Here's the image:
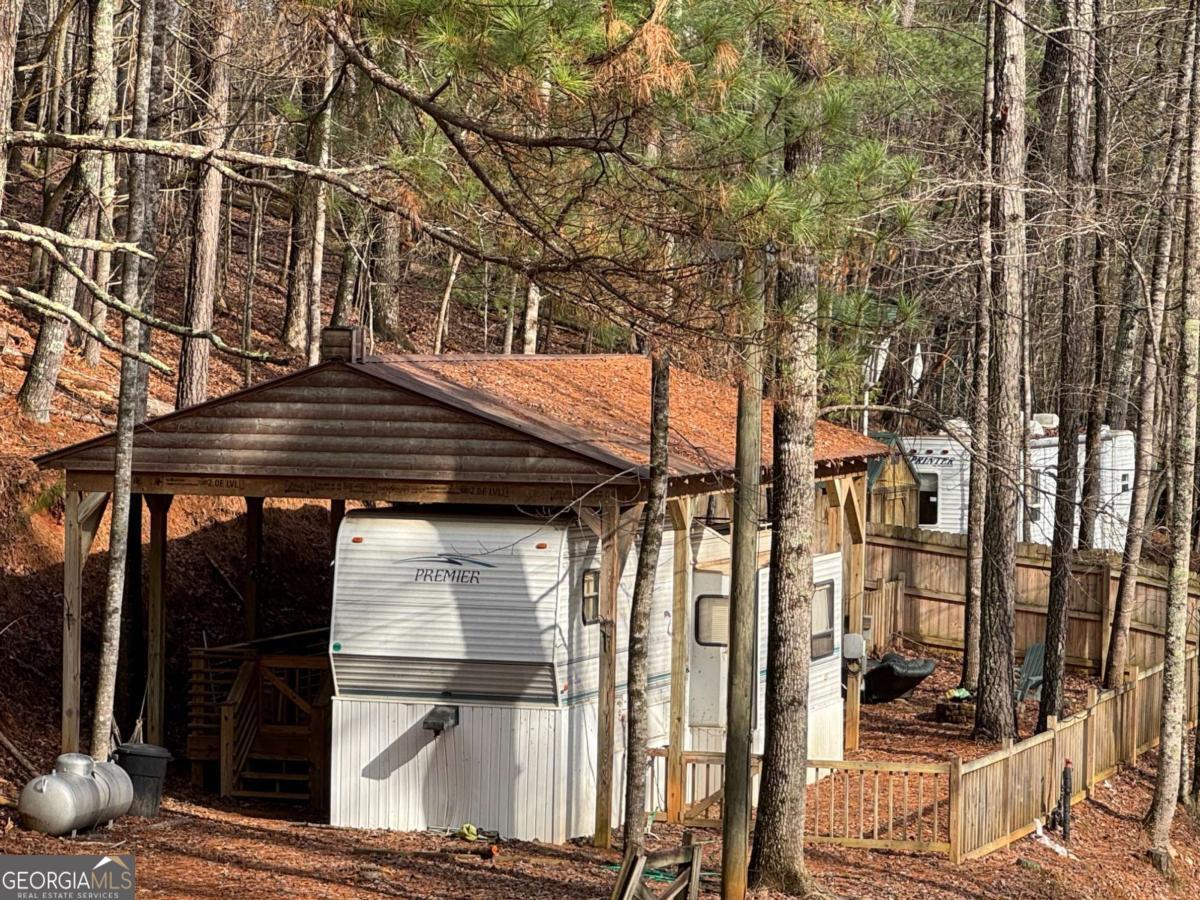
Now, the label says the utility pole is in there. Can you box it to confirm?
[721,248,765,899]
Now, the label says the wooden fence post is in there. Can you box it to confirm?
[1126,666,1140,766]
[948,755,963,864]
[1085,686,1098,798]
[1099,562,1116,676]
[1001,738,1014,836]
[1044,716,1058,815]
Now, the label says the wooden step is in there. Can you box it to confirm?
[239,770,310,781]
[229,789,310,801]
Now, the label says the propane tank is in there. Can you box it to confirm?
[18,753,133,836]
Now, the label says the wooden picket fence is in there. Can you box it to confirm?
[649,652,1198,863]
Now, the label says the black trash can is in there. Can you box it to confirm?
[114,743,172,818]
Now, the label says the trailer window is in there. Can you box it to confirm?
[695,595,730,646]
[917,473,939,526]
[812,581,835,659]
[1120,473,1131,493]
[581,568,601,625]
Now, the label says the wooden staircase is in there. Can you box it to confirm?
[188,637,331,807]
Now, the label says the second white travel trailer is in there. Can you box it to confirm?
[901,422,1135,551]
[326,510,846,843]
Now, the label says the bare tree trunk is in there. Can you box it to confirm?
[1040,0,1096,733]
[963,0,994,693]
[132,0,175,425]
[304,38,335,365]
[176,0,232,410]
[1147,2,1200,868]
[332,215,362,328]
[17,0,116,422]
[481,262,490,347]
[975,0,1027,742]
[0,0,27,215]
[432,250,462,354]
[749,245,820,891]
[1028,0,1068,183]
[622,350,669,853]
[241,187,263,386]
[90,0,155,760]
[721,250,765,898]
[502,277,516,354]
[1079,0,1112,549]
[1105,23,1193,688]
[82,142,116,367]
[1109,15,1172,435]
[522,278,540,354]
[370,216,408,346]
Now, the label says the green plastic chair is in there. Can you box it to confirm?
[1015,642,1045,704]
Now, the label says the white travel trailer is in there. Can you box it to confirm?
[902,424,1135,551]
[327,509,845,842]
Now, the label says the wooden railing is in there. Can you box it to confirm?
[647,651,1198,863]
[806,759,953,854]
[649,748,954,854]
[220,660,260,796]
[195,648,331,800]
[188,647,254,759]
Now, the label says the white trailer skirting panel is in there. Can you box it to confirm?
[330,699,565,841]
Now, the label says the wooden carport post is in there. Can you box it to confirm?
[589,500,641,849]
[62,488,110,753]
[666,496,694,824]
[839,474,867,752]
[146,494,173,747]
[244,497,264,640]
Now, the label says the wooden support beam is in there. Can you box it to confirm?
[594,501,642,849]
[122,494,145,729]
[61,490,109,753]
[595,503,620,849]
[244,497,264,641]
[843,475,866,753]
[62,490,83,754]
[329,498,346,555]
[146,494,173,747]
[666,497,694,824]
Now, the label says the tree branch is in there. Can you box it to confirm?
[320,11,628,155]
[2,228,293,364]
[0,217,153,259]
[0,286,174,373]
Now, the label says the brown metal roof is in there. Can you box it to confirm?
[355,354,887,474]
[35,354,885,489]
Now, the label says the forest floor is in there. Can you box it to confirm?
[3,711,1199,899]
